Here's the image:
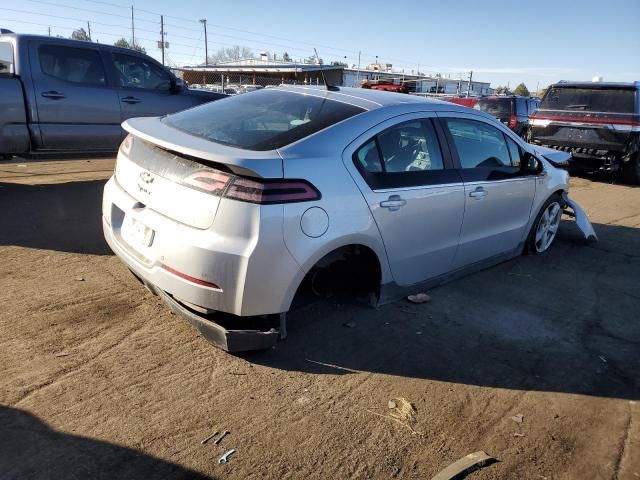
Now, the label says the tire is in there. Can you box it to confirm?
[622,154,640,185]
[526,193,564,255]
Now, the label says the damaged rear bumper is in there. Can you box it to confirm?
[562,192,598,242]
[146,281,279,352]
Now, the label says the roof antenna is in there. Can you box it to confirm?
[314,48,339,91]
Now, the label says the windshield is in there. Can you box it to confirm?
[475,98,513,119]
[164,89,365,151]
[540,87,635,113]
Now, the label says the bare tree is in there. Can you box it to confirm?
[206,45,255,65]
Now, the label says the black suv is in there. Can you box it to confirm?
[474,95,539,138]
[529,81,640,183]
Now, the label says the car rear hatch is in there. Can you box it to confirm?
[116,116,283,229]
[530,85,639,153]
[475,97,513,123]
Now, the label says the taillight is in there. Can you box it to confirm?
[508,114,518,129]
[183,171,320,205]
[184,170,231,195]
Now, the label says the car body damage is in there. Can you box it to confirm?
[562,192,598,241]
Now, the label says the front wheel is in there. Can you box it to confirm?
[526,194,563,254]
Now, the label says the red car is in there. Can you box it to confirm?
[444,97,478,108]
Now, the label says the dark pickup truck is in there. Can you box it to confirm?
[529,81,640,183]
[0,31,225,157]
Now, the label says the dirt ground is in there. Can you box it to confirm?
[1,157,638,480]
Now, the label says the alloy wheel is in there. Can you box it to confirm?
[534,202,562,252]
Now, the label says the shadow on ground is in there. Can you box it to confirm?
[0,180,111,255]
[0,406,211,480]
[246,220,640,401]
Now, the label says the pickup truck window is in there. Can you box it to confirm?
[0,42,13,74]
[39,44,106,86]
[112,53,171,91]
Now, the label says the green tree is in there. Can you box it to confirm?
[513,82,530,96]
[71,28,90,41]
[113,38,146,54]
[282,51,292,62]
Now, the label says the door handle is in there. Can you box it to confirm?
[41,91,65,99]
[121,96,142,104]
[469,187,488,198]
[380,195,407,211]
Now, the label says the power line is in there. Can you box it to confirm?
[26,0,160,25]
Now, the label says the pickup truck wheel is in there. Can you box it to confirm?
[622,154,640,185]
[526,193,563,255]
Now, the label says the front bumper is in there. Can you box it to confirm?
[562,192,598,242]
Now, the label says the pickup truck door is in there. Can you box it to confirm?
[28,40,122,151]
[106,51,194,135]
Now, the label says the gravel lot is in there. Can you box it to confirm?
[1,157,638,480]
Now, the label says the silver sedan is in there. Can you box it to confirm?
[102,86,596,351]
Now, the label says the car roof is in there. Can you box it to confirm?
[273,85,481,113]
[0,32,151,57]
[552,81,640,89]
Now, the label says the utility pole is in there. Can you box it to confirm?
[48,26,51,37]
[199,19,208,66]
[160,15,165,65]
[87,22,91,41]
[356,50,361,85]
[131,6,135,47]
[466,70,473,98]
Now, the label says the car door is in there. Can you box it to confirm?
[108,51,193,130]
[438,113,536,269]
[344,115,465,286]
[28,40,122,150]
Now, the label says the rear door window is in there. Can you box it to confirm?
[353,119,457,189]
[0,42,13,74]
[540,87,635,113]
[377,120,444,172]
[165,89,365,151]
[39,44,106,85]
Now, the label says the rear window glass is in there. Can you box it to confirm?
[540,87,635,113]
[164,89,365,151]
[39,44,106,85]
[475,98,513,118]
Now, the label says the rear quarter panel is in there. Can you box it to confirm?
[0,76,30,153]
[278,114,394,285]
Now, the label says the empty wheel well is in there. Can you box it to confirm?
[294,244,382,305]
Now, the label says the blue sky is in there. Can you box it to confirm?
[5,0,639,90]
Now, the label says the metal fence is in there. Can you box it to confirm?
[172,69,333,95]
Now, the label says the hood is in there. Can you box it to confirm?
[533,145,572,168]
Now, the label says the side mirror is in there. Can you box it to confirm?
[170,77,184,94]
[521,152,543,174]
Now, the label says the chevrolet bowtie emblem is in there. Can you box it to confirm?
[139,171,154,184]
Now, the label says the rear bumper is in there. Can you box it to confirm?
[150,282,278,352]
[102,175,304,317]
